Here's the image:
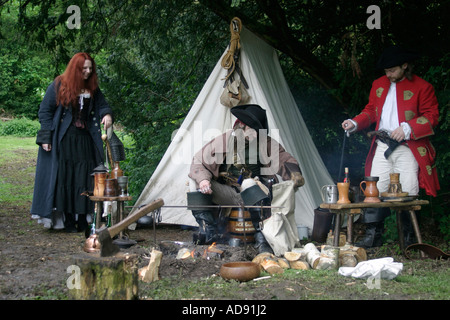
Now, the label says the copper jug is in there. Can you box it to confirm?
[360,176,380,203]
[104,179,118,196]
[93,172,107,196]
[110,162,123,179]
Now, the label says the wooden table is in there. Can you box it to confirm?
[320,200,428,253]
[89,195,132,236]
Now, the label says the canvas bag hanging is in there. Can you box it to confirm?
[262,180,299,256]
[219,17,250,108]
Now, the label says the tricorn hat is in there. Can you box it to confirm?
[376,45,420,69]
[231,104,268,131]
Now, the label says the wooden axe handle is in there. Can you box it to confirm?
[107,198,164,239]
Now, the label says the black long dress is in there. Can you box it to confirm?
[53,95,96,231]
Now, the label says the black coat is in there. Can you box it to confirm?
[31,80,113,218]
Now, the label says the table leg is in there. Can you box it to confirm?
[333,213,341,247]
[96,202,102,229]
[347,214,353,245]
[118,201,124,239]
[396,210,405,252]
[409,210,426,258]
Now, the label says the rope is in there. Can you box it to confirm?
[221,17,242,81]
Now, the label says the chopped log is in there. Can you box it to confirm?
[139,248,163,283]
[69,252,138,300]
[290,259,310,270]
[339,252,358,267]
[277,258,291,269]
[261,257,284,274]
[176,248,193,260]
[304,243,321,269]
[284,251,303,262]
[339,244,367,262]
[252,252,275,265]
[326,232,346,247]
[316,256,336,270]
[320,245,340,269]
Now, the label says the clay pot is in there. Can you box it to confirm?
[360,176,381,203]
[388,173,403,194]
[220,261,261,282]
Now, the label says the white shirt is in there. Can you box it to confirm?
[379,82,399,133]
[348,81,411,140]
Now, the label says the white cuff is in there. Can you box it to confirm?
[400,122,411,140]
[347,119,358,133]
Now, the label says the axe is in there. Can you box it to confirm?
[97,198,164,257]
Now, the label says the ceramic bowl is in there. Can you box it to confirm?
[220,261,261,282]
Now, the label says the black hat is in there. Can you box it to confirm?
[376,45,420,69]
[231,104,268,131]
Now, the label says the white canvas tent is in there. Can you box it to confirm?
[131,27,333,232]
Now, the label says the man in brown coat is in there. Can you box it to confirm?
[188,104,304,253]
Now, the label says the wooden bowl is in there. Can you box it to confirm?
[220,261,261,282]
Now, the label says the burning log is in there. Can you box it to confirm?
[175,243,224,260]
[202,243,224,260]
[176,248,195,260]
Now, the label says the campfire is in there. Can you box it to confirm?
[176,242,224,260]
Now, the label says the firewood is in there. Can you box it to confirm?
[277,258,291,269]
[140,248,163,283]
[339,252,358,267]
[252,252,275,265]
[304,243,321,269]
[261,257,284,274]
[284,251,302,262]
[339,244,367,262]
[316,256,336,270]
[176,248,192,260]
[289,259,310,270]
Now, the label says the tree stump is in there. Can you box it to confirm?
[69,252,139,300]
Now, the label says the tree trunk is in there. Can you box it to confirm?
[69,252,139,300]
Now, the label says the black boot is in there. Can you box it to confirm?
[192,210,218,245]
[355,222,384,248]
[400,211,417,247]
[64,212,78,233]
[355,207,390,248]
[248,207,273,254]
[254,232,273,254]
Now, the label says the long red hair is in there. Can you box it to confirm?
[56,52,99,107]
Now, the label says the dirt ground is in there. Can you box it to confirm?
[1,145,448,301]
[0,200,261,299]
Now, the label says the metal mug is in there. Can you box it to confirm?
[321,185,338,204]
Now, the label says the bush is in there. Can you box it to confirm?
[0,118,40,137]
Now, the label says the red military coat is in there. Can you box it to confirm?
[353,74,440,196]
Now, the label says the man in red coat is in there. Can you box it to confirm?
[342,46,440,248]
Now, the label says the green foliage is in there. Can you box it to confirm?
[0,3,54,119]
[0,118,40,137]
[2,0,449,237]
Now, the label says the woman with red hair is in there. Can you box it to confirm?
[31,52,113,232]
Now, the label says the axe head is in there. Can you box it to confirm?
[97,226,120,257]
